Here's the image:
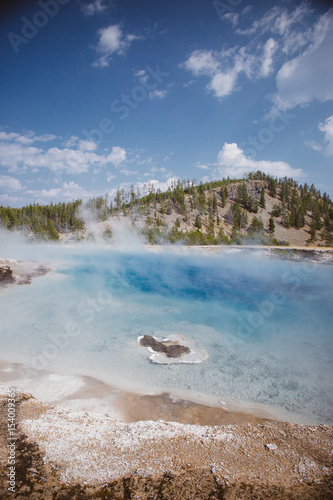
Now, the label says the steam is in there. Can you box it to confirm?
[76,204,146,249]
[0,227,332,425]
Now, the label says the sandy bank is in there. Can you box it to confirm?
[0,384,332,499]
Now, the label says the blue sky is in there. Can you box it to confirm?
[0,0,332,207]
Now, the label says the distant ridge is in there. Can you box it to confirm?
[1,171,332,247]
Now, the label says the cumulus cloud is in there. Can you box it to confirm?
[272,11,333,111]
[40,188,61,198]
[212,142,304,180]
[24,147,107,175]
[0,131,56,145]
[64,135,80,148]
[0,194,24,206]
[207,70,238,99]
[135,177,179,195]
[319,114,333,155]
[0,130,127,175]
[0,175,22,190]
[38,182,96,203]
[94,25,139,67]
[182,50,220,76]
[62,181,93,199]
[106,146,126,167]
[182,42,277,99]
[78,140,97,152]
[0,142,42,173]
[181,2,330,107]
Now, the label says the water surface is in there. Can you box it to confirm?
[1,246,332,424]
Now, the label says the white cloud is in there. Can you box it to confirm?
[0,142,42,172]
[260,38,277,77]
[62,181,92,199]
[223,12,239,27]
[207,70,238,98]
[236,3,310,38]
[78,140,97,152]
[182,50,220,76]
[0,175,22,190]
[281,28,312,55]
[94,25,139,67]
[273,11,333,111]
[0,194,24,206]
[64,136,79,148]
[182,3,329,106]
[134,69,149,84]
[213,142,304,179]
[195,164,210,170]
[148,89,168,99]
[40,188,61,198]
[0,131,56,145]
[235,3,312,56]
[120,168,139,176]
[135,177,179,195]
[182,43,277,99]
[106,146,127,167]
[38,182,95,203]
[319,114,333,155]
[81,0,106,16]
[305,140,322,152]
[29,147,106,174]
[0,130,127,175]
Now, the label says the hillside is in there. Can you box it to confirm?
[1,172,333,247]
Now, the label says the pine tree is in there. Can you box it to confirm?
[269,215,275,233]
[248,216,264,234]
[194,214,202,229]
[260,187,266,208]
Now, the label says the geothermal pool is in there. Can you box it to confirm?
[0,245,332,424]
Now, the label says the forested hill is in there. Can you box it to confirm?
[1,171,333,246]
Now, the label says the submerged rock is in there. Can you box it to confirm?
[139,335,191,358]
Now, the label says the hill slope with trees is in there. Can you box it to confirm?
[1,172,332,247]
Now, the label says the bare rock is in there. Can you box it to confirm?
[265,443,277,451]
[0,266,15,285]
[139,335,191,358]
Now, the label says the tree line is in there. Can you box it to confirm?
[1,171,332,245]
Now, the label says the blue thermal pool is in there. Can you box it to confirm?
[0,246,332,424]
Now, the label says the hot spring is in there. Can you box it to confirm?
[1,244,332,424]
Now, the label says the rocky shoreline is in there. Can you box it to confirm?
[0,385,332,499]
[0,259,50,287]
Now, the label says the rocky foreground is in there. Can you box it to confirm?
[0,386,332,499]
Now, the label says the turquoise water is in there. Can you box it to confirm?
[1,245,332,424]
